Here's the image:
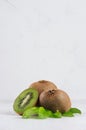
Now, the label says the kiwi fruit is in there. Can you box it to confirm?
[29,80,58,95]
[13,88,38,115]
[39,89,71,113]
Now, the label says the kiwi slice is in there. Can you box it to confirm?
[39,89,71,113]
[13,88,38,115]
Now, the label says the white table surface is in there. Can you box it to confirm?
[0,99,86,130]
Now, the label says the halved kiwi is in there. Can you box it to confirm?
[13,88,38,115]
[39,89,71,113]
[29,80,58,95]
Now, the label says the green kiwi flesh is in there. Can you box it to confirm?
[13,88,38,115]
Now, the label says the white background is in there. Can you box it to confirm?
[0,0,86,100]
[0,0,86,130]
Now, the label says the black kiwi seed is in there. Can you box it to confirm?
[13,88,38,115]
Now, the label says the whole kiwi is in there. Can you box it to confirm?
[39,89,71,113]
[29,80,58,95]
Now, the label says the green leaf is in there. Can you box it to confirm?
[22,107,39,119]
[22,107,81,119]
[69,108,81,114]
[45,109,53,118]
[62,108,82,117]
[38,107,49,119]
[22,107,49,119]
[53,111,62,118]
[62,111,74,117]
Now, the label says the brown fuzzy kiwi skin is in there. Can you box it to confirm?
[39,89,71,113]
[29,80,58,95]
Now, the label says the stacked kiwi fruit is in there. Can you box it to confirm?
[13,80,81,118]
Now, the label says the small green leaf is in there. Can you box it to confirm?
[46,109,53,118]
[23,107,49,119]
[62,111,74,117]
[53,111,62,118]
[22,107,39,119]
[38,107,48,119]
[69,108,81,114]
